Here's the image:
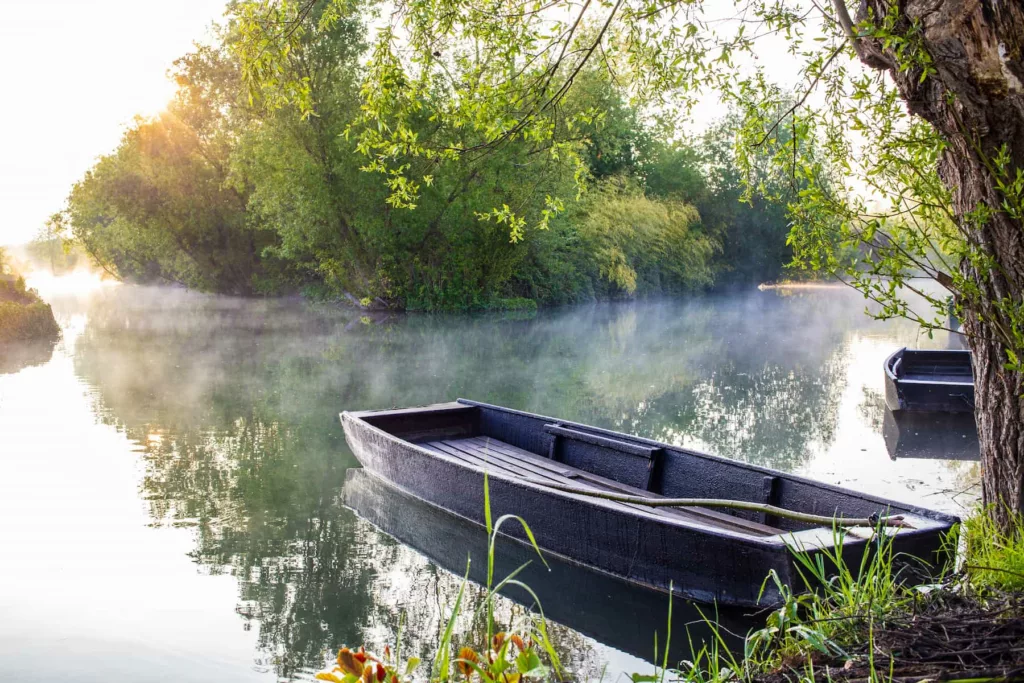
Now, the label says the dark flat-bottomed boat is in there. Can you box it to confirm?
[884,348,974,413]
[341,400,959,606]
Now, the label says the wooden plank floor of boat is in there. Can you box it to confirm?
[417,436,781,537]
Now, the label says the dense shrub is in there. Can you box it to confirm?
[0,301,60,343]
[0,253,61,344]
[0,275,37,306]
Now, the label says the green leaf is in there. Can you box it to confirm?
[515,650,546,677]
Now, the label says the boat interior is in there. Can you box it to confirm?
[352,400,940,538]
[890,350,973,384]
[419,432,782,536]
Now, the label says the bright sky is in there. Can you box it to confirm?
[0,0,229,246]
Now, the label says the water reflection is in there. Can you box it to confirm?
[2,284,973,681]
[0,338,57,375]
[882,409,980,461]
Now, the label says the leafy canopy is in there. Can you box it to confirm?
[233,0,1024,362]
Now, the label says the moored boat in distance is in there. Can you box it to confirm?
[884,348,974,413]
[340,400,959,606]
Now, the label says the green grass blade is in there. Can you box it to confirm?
[660,583,673,680]
[432,555,470,681]
[491,513,550,570]
[484,470,492,537]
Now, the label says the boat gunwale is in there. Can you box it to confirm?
[341,400,958,549]
[884,347,904,383]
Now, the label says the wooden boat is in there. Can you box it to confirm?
[340,400,959,606]
[342,468,756,662]
[884,348,974,413]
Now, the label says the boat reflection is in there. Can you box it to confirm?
[882,408,979,461]
[342,468,761,664]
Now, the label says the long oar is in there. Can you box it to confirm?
[520,477,915,529]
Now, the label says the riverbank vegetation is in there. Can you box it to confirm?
[0,248,60,344]
[59,5,802,310]
[317,508,1023,683]
[683,509,1024,683]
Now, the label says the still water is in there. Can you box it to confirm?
[0,282,978,682]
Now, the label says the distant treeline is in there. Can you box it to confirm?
[62,7,798,311]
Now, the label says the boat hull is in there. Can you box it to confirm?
[341,400,958,607]
[342,467,757,661]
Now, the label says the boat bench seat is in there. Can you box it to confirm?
[418,436,782,537]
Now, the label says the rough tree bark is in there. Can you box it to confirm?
[854,0,1024,529]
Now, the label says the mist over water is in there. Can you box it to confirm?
[0,284,978,682]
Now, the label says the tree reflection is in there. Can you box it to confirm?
[0,338,56,375]
[71,285,888,678]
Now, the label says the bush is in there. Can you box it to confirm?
[0,275,39,306]
[0,301,61,344]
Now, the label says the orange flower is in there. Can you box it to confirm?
[354,648,369,665]
[360,663,375,683]
[376,663,386,682]
[510,634,525,651]
[456,647,479,678]
[383,645,391,661]
[337,648,363,676]
[492,632,506,652]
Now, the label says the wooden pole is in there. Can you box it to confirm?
[522,478,915,529]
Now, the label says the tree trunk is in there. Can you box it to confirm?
[969,312,1024,528]
[856,0,1024,528]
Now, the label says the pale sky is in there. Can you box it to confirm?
[0,0,229,246]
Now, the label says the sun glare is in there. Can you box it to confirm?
[23,269,120,299]
[0,0,228,247]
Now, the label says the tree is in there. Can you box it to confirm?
[850,1,1024,530]
[65,39,279,294]
[234,0,1024,528]
[575,176,715,294]
[645,116,800,285]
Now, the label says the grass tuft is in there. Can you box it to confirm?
[962,508,1024,593]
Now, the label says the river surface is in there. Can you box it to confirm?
[0,281,979,682]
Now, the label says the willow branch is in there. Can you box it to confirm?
[832,0,892,68]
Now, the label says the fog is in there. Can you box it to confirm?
[0,282,978,682]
